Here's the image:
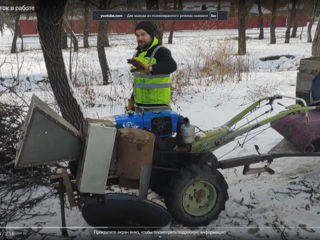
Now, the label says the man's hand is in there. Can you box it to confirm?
[127,98,135,111]
[127,58,151,74]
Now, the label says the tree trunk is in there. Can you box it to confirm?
[101,22,110,47]
[146,0,163,44]
[11,13,20,54]
[18,21,23,52]
[168,0,181,44]
[63,19,79,52]
[35,0,85,132]
[146,0,158,10]
[308,0,318,42]
[154,23,163,45]
[96,0,111,85]
[257,0,264,39]
[168,21,176,44]
[61,27,68,49]
[158,0,165,45]
[217,0,221,10]
[97,21,111,85]
[312,20,320,56]
[157,22,165,45]
[284,0,296,43]
[238,0,246,55]
[127,0,134,9]
[83,0,90,48]
[20,35,23,52]
[307,19,315,43]
[99,0,110,47]
[290,0,300,38]
[230,0,236,17]
[299,25,303,40]
[270,0,277,44]
[291,17,297,38]
[157,0,168,45]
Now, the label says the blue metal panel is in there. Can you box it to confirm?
[114,112,144,129]
[114,111,179,136]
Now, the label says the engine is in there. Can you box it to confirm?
[111,110,196,150]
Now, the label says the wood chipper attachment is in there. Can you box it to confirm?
[14,95,171,230]
[14,95,82,167]
[14,95,117,196]
[14,95,179,202]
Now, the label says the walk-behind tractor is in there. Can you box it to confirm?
[15,94,320,228]
[14,57,320,228]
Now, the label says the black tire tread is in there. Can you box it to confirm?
[165,163,228,226]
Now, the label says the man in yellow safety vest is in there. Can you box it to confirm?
[127,21,177,110]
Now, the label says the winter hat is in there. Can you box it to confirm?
[135,21,155,38]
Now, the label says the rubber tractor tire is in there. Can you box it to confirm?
[165,163,229,226]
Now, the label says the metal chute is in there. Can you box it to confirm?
[15,95,82,168]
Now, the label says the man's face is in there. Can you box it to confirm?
[135,29,152,49]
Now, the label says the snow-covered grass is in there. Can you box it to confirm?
[1,23,320,239]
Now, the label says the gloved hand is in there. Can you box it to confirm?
[127,98,135,111]
[127,58,151,74]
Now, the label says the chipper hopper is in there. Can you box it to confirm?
[15,92,320,229]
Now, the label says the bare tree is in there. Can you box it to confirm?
[157,0,168,46]
[9,10,29,53]
[157,22,165,45]
[127,0,140,31]
[97,0,112,85]
[83,0,90,48]
[63,19,79,52]
[307,0,318,42]
[284,0,296,43]
[19,27,23,52]
[63,20,79,52]
[61,27,68,49]
[63,3,79,52]
[146,0,158,10]
[256,0,264,39]
[146,0,164,45]
[168,0,182,44]
[10,13,21,54]
[290,16,297,38]
[0,12,5,36]
[312,19,320,56]
[291,0,300,38]
[127,0,134,9]
[270,0,277,44]
[101,22,110,47]
[35,0,85,132]
[217,0,221,10]
[97,0,111,48]
[238,0,246,55]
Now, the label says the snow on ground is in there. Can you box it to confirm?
[1,23,320,239]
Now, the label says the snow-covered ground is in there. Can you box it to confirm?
[1,23,320,239]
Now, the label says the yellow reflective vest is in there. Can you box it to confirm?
[133,37,171,106]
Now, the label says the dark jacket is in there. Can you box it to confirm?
[135,44,177,75]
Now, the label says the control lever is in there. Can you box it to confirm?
[254,145,261,156]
